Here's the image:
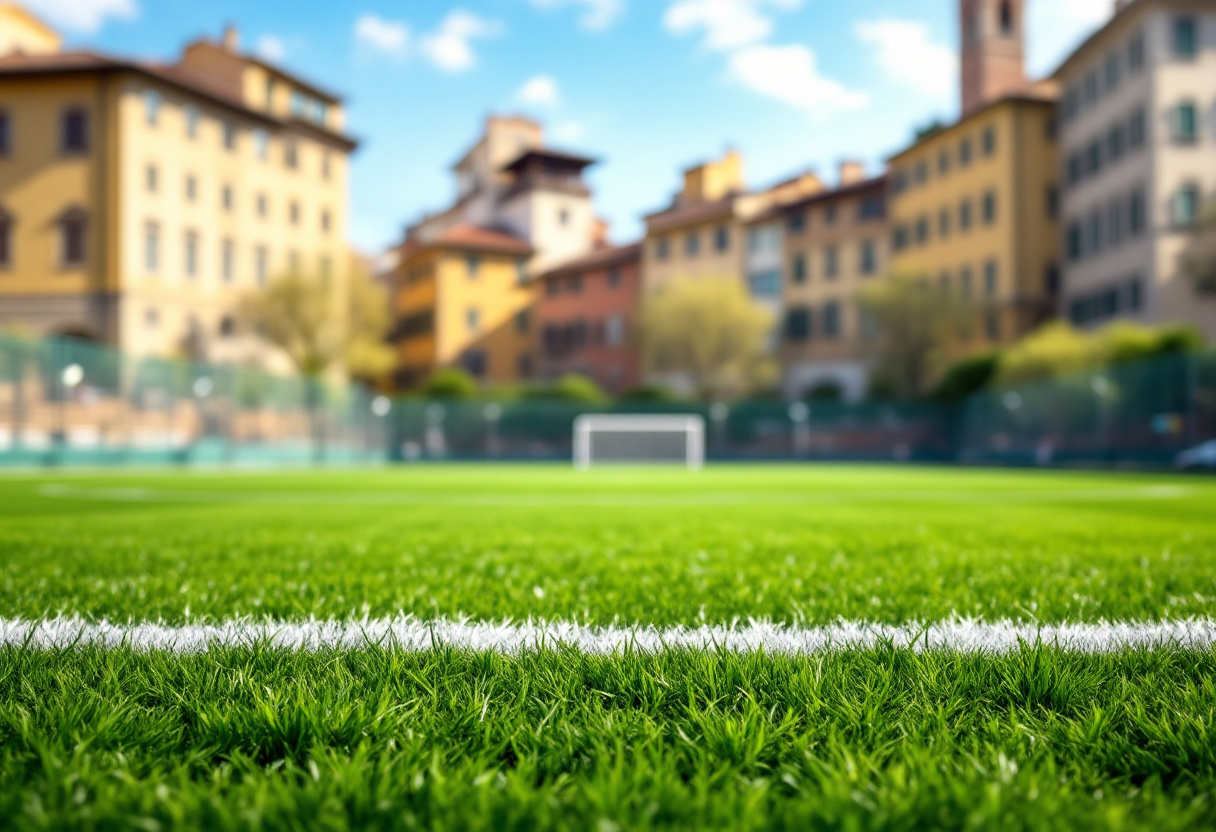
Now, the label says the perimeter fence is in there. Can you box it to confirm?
[1,333,1213,468]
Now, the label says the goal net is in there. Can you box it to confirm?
[573,415,706,469]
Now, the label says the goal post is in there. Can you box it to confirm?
[573,414,706,470]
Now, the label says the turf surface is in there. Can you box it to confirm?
[1,465,1215,830]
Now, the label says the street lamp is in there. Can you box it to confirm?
[56,363,85,456]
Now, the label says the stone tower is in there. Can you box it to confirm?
[960,0,1027,115]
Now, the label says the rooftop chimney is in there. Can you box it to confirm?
[839,160,866,187]
[222,24,239,52]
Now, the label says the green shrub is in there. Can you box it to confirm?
[931,351,1001,402]
[424,368,478,400]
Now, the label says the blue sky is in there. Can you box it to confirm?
[34,0,1114,252]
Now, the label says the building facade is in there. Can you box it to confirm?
[0,10,356,368]
[535,243,642,396]
[889,0,1059,355]
[390,116,604,389]
[1055,0,1216,341]
[781,171,888,402]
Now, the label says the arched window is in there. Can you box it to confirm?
[1000,1,1015,35]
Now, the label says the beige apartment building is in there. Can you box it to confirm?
[1055,0,1216,341]
[780,169,888,402]
[0,5,356,367]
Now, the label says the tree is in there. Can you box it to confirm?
[424,368,478,400]
[345,258,397,386]
[1180,204,1216,295]
[525,374,608,404]
[637,277,775,400]
[857,274,972,400]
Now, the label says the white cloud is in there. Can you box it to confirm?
[24,0,136,34]
[528,0,624,32]
[1028,0,1115,75]
[256,35,287,62]
[728,44,867,112]
[664,0,802,52]
[419,10,502,73]
[354,14,411,59]
[855,19,956,101]
[553,120,588,143]
[516,75,561,107]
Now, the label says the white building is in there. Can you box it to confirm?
[1055,0,1216,340]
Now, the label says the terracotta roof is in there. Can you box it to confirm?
[0,51,359,151]
[415,225,534,256]
[644,195,739,233]
[780,176,888,214]
[539,242,642,281]
[502,148,597,173]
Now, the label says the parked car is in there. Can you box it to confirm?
[1175,441,1216,471]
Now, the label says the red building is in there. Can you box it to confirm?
[535,243,642,396]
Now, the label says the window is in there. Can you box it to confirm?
[824,204,838,225]
[255,246,268,286]
[959,267,974,299]
[985,313,1001,343]
[1128,277,1144,311]
[608,268,622,288]
[1107,123,1126,162]
[144,90,160,126]
[185,175,197,202]
[59,209,86,266]
[461,351,487,379]
[655,237,670,260]
[787,211,806,233]
[61,108,88,154]
[289,201,300,225]
[545,279,560,297]
[1046,264,1061,295]
[824,246,839,279]
[144,308,159,329]
[1128,107,1147,149]
[1068,222,1083,261]
[1067,153,1083,187]
[939,208,951,238]
[999,0,1014,35]
[959,137,973,166]
[466,308,481,333]
[1173,184,1201,227]
[686,231,700,256]
[266,78,277,110]
[1085,140,1102,175]
[1064,87,1080,123]
[859,197,884,221]
[1128,187,1147,235]
[959,200,973,231]
[185,105,200,139]
[915,216,929,245]
[714,225,730,252]
[822,302,841,340]
[1128,30,1145,72]
[0,209,13,268]
[321,210,331,234]
[322,152,332,180]
[982,191,998,225]
[558,208,570,227]
[284,141,299,169]
[892,225,909,252]
[517,354,533,378]
[145,164,158,193]
[914,160,928,185]
[748,271,781,298]
[222,121,237,151]
[984,260,999,297]
[1087,208,1104,255]
[938,149,951,175]
[515,310,530,335]
[221,239,235,284]
[1174,17,1197,59]
[144,222,159,273]
[219,316,236,338]
[1108,197,1125,247]
[257,194,267,217]
[1047,186,1059,220]
[517,260,529,285]
[568,275,583,294]
[785,307,811,342]
[1083,70,1099,105]
[1172,102,1199,143]
[222,186,234,212]
[791,253,807,285]
[605,314,625,347]
[466,255,480,278]
[253,129,269,160]
[1105,53,1121,92]
[982,127,997,156]
[0,111,10,155]
[860,240,877,276]
[184,231,198,279]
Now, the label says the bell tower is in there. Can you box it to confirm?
[960,0,1027,115]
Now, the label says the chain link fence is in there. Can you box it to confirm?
[2,334,1213,469]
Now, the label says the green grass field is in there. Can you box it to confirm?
[1,466,1215,830]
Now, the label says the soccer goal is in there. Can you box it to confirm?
[573,415,706,470]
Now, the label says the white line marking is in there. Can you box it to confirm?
[2,618,1215,655]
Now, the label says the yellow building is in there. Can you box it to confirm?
[887,0,1060,350]
[0,10,357,369]
[392,226,535,389]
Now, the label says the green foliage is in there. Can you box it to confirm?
[931,350,1001,402]
[806,381,844,403]
[523,374,609,404]
[620,384,677,403]
[423,368,479,400]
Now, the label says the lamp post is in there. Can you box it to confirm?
[56,363,85,462]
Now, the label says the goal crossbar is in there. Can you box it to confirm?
[573,415,706,470]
